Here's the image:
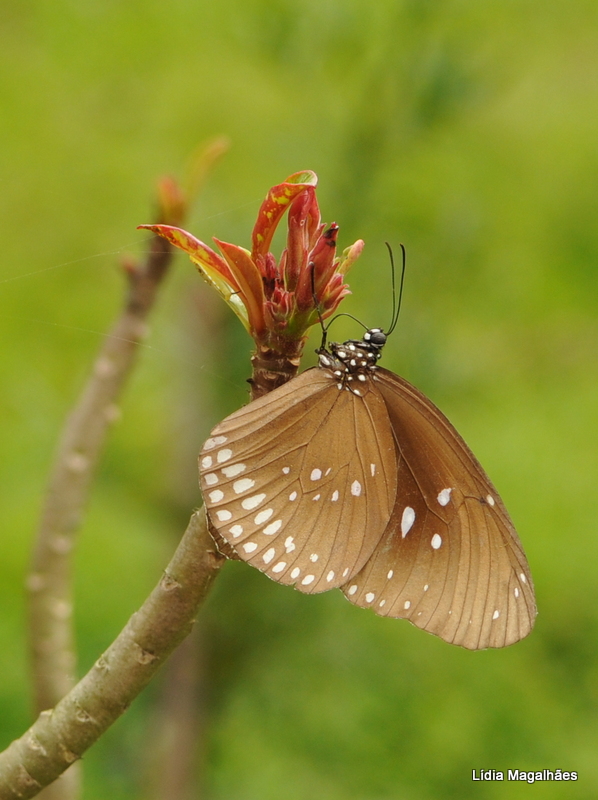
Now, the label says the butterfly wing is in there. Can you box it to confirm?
[199,369,398,592]
[342,368,536,649]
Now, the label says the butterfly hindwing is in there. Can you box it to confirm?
[341,368,536,649]
[199,368,397,593]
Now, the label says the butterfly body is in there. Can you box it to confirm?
[200,329,536,649]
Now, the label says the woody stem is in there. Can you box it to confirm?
[249,338,306,400]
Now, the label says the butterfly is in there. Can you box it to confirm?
[199,326,536,649]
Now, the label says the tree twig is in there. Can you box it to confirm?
[24,137,229,800]
[25,231,174,800]
[1,509,225,799]
[27,232,173,715]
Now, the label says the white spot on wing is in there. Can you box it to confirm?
[204,435,227,450]
[351,480,362,496]
[290,567,301,579]
[370,463,376,476]
[326,570,335,582]
[331,490,339,502]
[365,592,375,603]
[284,536,295,552]
[437,488,452,506]
[387,570,393,580]
[233,478,255,494]
[263,548,276,564]
[263,519,282,536]
[289,491,298,501]
[222,463,246,478]
[401,506,416,537]
[242,542,258,553]
[241,493,266,510]
[254,508,273,525]
[313,494,321,501]
[208,490,224,503]
[424,584,429,591]
[229,525,243,538]
[201,456,213,469]
[520,573,527,584]
[204,473,218,486]
[272,561,286,573]
[282,466,290,474]
[431,534,442,550]
[404,600,411,610]
[342,568,349,577]
[486,494,495,506]
[216,510,232,522]
[379,600,386,607]
[217,448,233,463]
[514,587,520,598]
[309,553,319,562]
[310,469,322,481]
[348,585,358,596]
[492,609,500,620]
[301,575,315,585]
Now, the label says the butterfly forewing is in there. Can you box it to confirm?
[341,368,536,649]
[199,368,397,593]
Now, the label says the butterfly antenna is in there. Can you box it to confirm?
[385,242,406,336]
[327,312,369,332]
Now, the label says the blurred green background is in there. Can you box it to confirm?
[1,0,597,797]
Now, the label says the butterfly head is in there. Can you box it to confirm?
[363,328,387,349]
[317,328,388,394]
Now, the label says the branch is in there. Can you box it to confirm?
[24,232,174,800]
[0,509,225,799]
[27,232,173,715]
[25,136,230,800]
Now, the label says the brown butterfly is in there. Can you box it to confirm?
[199,327,536,649]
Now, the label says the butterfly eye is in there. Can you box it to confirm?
[367,329,387,347]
